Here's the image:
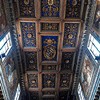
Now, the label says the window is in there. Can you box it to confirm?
[78,83,85,100]
[87,34,100,60]
[0,32,12,61]
[14,84,21,100]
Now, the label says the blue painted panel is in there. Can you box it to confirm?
[20,22,36,47]
[63,23,79,48]
[42,36,58,61]
[41,0,60,17]
[19,0,35,17]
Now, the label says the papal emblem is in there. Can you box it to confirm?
[43,38,56,60]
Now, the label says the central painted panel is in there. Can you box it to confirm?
[42,36,58,62]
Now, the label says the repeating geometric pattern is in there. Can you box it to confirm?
[42,65,57,71]
[41,23,59,32]
[66,0,81,18]
[42,74,56,88]
[20,22,36,47]
[27,74,38,88]
[42,36,58,61]
[60,73,72,88]
[63,23,79,48]
[19,0,35,17]
[41,0,60,17]
[25,52,37,71]
[61,52,74,70]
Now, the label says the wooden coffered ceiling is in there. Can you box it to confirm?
[14,0,87,100]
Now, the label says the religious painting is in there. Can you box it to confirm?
[20,22,36,47]
[19,0,35,17]
[5,57,18,94]
[81,55,94,96]
[41,0,60,17]
[42,36,58,62]
[93,4,100,32]
[0,0,7,35]
[63,23,79,48]
[66,0,81,18]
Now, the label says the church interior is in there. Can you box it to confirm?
[0,0,100,100]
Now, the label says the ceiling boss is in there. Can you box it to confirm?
[48,0,54,5]
[24,0,29,5]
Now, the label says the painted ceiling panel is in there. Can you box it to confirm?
[41,23,59,32]
[60,73,72,89]
[66,0,81,18]
[63,23,79,48]
[41,0,60,17]
[27,73,38,88]
[59,91,68,100]
[61,52,74,71]
[42,36,58,61]
[16,0,84,99]
[42,65,57,71]
[42,73,56,88]
[25,52,37,71]
[29,92,39,100]
[19,0,35,17]
[20,22,36,48]
[42,91,56,96]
